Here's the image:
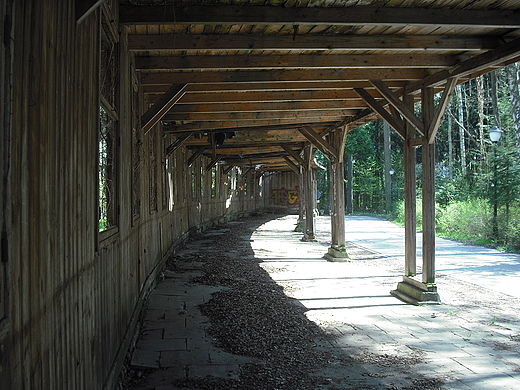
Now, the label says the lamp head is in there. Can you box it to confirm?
[489,126,502,142]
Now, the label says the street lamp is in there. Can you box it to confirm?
[489,126,502,239]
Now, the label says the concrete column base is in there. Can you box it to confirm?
[324,246,350,262]
[391,276,441,305]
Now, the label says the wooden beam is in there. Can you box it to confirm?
[163,109,356,122]
[205,156,223,172]
[165,118,340,132]
[405,36,520,93]
[354,88,405,139]
[144,80,408,93]
[370,79,425,135]
[164,121,338,134]
[298,125,339,162]
[187,147,206,167]
[140,69,428,85]
[282,156,300,175]
[141,84,187,134]
[76,0,103,24]
[129,33,498,52]
[165,132,193,157]
[135,53,456,70]
[428,77,458,144]
[280,144,305,167]
[150,89,370,104]
[167,100,368,114]
[120,5,520,28]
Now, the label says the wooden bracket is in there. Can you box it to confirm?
[298,125,338,162]
[370,79,425,136]
[354,88,405,139]
[187,147,206,167]
[427,77,458,144]
[282,156,300,174]
[141,83,187,134]
[223,165,234,175]
[280,144,305,167]
[205,156,223,172]
[165,132,192,157]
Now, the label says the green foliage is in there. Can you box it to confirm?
[436,198,493,243]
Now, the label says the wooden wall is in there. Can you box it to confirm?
[1,1,296,389]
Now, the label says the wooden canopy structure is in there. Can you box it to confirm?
[3,1,520,389]
[120,0,520,300]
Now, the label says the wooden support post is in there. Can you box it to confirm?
[295,165,305,233]
[325,127,348,261]
[403,93,417,277]
[302,145,316,241]
[421,86,436,286]
[391,91,440,305]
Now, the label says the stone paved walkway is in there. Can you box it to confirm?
[127,214,520,390]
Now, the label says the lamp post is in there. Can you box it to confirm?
[489,126,502,239]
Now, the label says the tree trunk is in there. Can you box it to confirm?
[476,75,485,166]
[447,107,454,179]
[383,121,392,212]
[506,63,520,156]
[456,84,467,176]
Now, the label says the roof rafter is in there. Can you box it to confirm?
[120,5,520,28]
[129,34,501,52]
[135,53,456,70]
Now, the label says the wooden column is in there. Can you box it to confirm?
[303,145,315,241]
[295,165,305,232]
[404,93,417,277]
[325,127,348,261]
[421,86,436,285]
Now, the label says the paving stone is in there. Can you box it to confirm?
[136,338,187,352]
[131,349,161,369]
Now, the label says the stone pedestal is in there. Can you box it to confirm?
[391,276,441,305]
[324,246,349,262]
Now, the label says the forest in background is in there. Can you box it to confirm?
[316,62,520,252]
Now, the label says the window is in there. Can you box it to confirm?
[211,166,217,198]
[98,15,118,232]
[131,80,141,219]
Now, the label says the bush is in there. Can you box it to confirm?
[436,199,493,243]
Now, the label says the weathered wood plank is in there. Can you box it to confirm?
[120,5,520,28]
[129,34,500,52]
[140,68,428,85]
[135,53,456,70]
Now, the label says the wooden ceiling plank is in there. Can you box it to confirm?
[141,83,187,134]
[427,77,458,144]
[354,88,405,139]
[128,34,500,52]
[298,125,339,161]
[370,79,425,135]
[120,5,520,28]
[134,53,456,70]
[140,69,428,84]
